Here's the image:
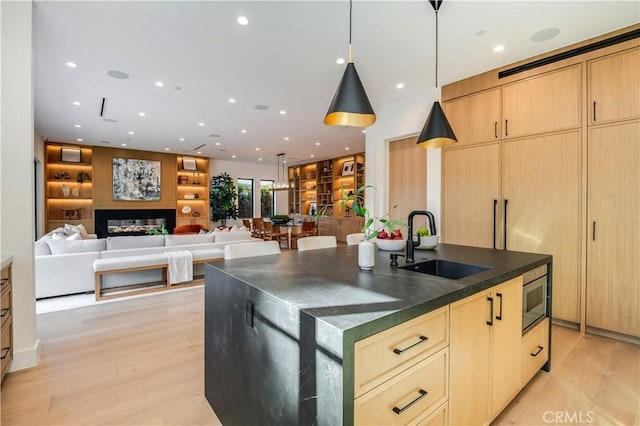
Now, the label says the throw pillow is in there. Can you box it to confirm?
[64,223,89,239]
[46,238,107,255]
[66,232,82,240]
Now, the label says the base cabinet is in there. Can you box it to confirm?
[521,318,550,386]
[449,276,523,425]
[0,259,13,383]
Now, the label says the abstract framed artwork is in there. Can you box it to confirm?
[182,157,198,171]
[112,158,161,200]
[61,147,82,163]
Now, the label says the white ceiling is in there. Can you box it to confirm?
[33,1,639,166]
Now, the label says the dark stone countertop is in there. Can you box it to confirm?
[209,243,551,343]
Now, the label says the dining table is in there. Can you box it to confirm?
[273,224,302,249]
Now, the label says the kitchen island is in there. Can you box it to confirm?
[204,243,552,425]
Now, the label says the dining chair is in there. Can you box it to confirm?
[296,236,337,252]
[224,241,281,260]
[300,220,317,236]
[251,217,265,238]
[242,219,252,231]
[262,221,288,246]
[346,233,365,245]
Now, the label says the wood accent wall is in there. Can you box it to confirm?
[388,136,427,225]
[93,146,177,209]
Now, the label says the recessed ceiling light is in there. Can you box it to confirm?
[198,122,205,127]
[121,143,127,147]
[241,129,247,134]
[179,137,185,142]
[128,131,135,135]
[164,148,170,151]
[107,70,129,79]
[139,112,146,117]
[255,147,260,151]
[336,58,346,65]
[284,137,290,141]
[283,160,287,164]
[237,16,249,26]
[73,101,81,106]
[279,110,286,115]
[345,147,350,150]
[197,151,202,155]
[66,61,77,68]
[76,138,83,142]
[74,124,81,128]
[232,155,237,158]
[228,98,236,103]
[396,83,405,89]
[315,142,320,146]
[493,45,505,53]
[155,81,164,87]
[310,154,315,158]
[362,130,366,134]
[215,142,221,146]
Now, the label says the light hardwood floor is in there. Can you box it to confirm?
[1,288,638,425]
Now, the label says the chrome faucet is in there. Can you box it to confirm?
[406,210,437,263]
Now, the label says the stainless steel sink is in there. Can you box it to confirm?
[399,259,490,280]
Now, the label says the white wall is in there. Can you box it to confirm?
[209,159,288,223]
[1,0,40,371]
[365,88,443,233]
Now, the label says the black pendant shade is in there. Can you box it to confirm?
[324,62,376,127]
[417,101,457,148]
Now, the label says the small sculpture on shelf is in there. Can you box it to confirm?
[77,171,90,183]
[54,171,71,180]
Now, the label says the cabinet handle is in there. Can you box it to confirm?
[494,121,498,139]
[505,119,509,136]
[530,345,544,357]
[0,278,8,287]
[0,347,9,360]
[393,335,429,355]
[487,297,494,326]
[392,389,428,414]
[503,199,509,250]
[592,221,596,241]
[492,199,498,249]
[0,308,9,318]
[593,101,597,122]
[496,293,503,321]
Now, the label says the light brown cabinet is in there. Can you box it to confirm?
[502,65,581,139]
[449,276,523,425]
[176,156,209,228]
[586,121,640,337]
[444,88,501,146]
[1,258,13,383]
[588,48,640,125]
[521,318,549,386]
[317,216,364,243]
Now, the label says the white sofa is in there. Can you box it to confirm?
[35,231,260,299]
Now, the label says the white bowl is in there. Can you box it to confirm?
[417,235,439,250]
[375,238,406,251]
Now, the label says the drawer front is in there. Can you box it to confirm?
[354,347,449,426]
[1,319,13,379]
[354,306,449,397]
[0,285,11,330]
[521,317,549,385]
[416,402,447,426]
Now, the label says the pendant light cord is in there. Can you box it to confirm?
[348,0,353,62]
[435,7,439,89]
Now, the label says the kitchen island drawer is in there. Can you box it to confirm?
[0,284,11,330]
[354,306,449,397]
[355,347,449,426]
[521,317,549,385]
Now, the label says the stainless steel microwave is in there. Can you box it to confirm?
[523,266,548,332]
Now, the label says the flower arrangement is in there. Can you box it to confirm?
[337,185,405,241]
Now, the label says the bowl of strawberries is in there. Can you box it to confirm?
[375,229,406,251]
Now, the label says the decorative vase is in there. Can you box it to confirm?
[358,240,375,270]
[61,184,70,198]
[71,187,80,197]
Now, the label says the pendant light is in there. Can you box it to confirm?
[417,0,457,148]
[324,0,376,128]
[272,153,290,191]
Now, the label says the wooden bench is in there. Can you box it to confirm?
[93,249,224,300]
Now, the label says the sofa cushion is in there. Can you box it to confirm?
[165,233,214,246]
[106,235,165,250]
[34,239,52,256]
[47,238,106,255]
[212,230,252,242]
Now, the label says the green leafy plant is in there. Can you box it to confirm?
[417,227,430,237]
[146,224,168,235]
[209,172,239,225]
[336,185,405,241]
[270,214,291,225]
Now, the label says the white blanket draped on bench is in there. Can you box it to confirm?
[166,250,193,284]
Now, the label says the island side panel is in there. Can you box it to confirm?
[204,264,344,425]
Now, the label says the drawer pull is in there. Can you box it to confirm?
[0,278,8,287]
[392,389,428,415]
[393,335,428,355]
[530,345,544,357]
[0,308,9,318]
[0,347,9,360]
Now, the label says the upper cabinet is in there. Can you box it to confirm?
[45,143,94,233]
[176,155,209,227]
[588,47,640,125]
[444,88,501,146]
[502,65,581,139]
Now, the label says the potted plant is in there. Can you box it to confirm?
[270,214,291,225]
[209,172,239,226]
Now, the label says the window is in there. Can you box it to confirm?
[260,180,274,217]
[237,178,253,218]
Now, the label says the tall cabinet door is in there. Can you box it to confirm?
[587,122,640,337]
[502,131,582,323]
[442,143,501,248]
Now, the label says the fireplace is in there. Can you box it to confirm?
[95,209,176,238]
